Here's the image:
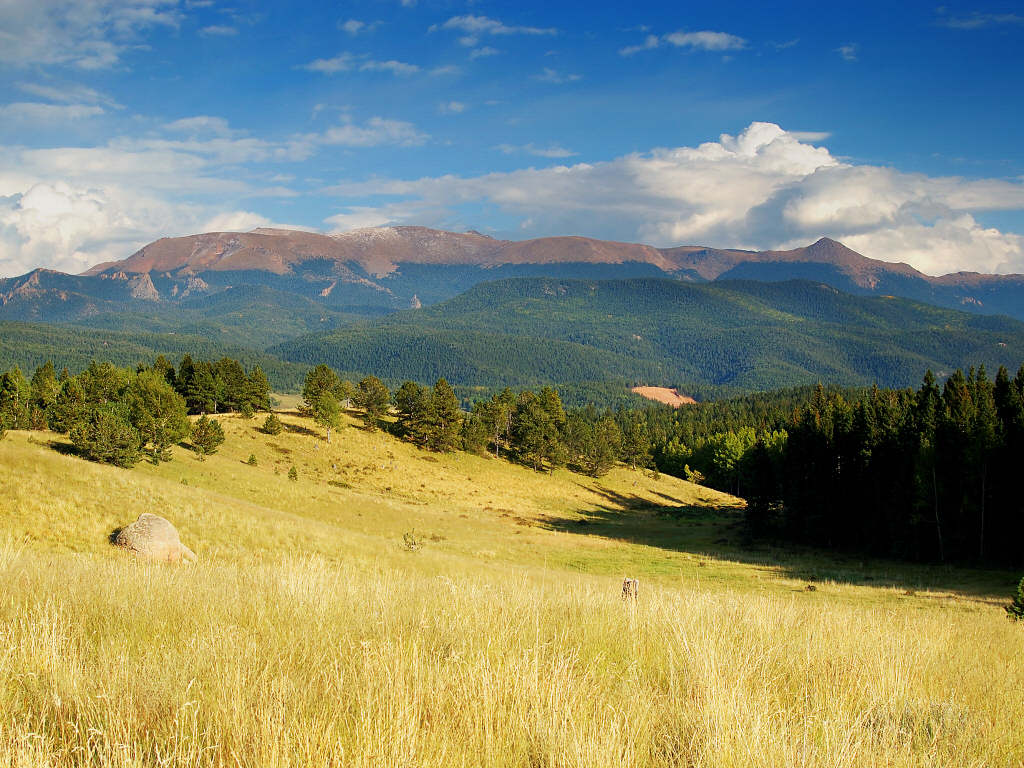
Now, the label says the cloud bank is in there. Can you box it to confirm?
[2,121,1023,278]
[322,122,1024,276]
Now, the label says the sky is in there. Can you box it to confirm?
[1,0,1024,278]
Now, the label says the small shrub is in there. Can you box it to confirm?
[262,413,283,435]
[247,454,258,466]
[1007,576,1024,621]
[287,465,298,482]
[403,530,425,551]
[239,402,255,419]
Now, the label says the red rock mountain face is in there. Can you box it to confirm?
[84,225,931,285]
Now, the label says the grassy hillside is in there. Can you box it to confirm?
[0,320,310,392]
[0,409,1021,765]
[272,277,1024,392]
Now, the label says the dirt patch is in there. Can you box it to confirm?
[631,386,696,407]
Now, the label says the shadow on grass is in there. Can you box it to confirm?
[538,482,1017,602]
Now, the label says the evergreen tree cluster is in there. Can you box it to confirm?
[649,365,1024,566]
[0,353,270,468]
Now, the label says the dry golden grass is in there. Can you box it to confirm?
[0,414,1022,766]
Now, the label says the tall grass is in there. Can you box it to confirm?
[1,542,1020,766]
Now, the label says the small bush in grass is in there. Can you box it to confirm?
[288,465,298,482]
[263,413,282,435]
[239,402,255,419]
[247,454,258,466]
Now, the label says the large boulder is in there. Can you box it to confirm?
[114,513,198,563]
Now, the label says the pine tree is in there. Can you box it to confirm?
[303,364,345,442]
[426,378,462,452]
[246,365,272,412]
[125,370,191,462]
[70,404,142,468]
[191,415,225,456]
[262,412,283,435]
[354,376,390,431]
[394,381,429,446]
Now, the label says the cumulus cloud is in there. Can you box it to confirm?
[0,0,181,69]
[621,29,747,56]
[319,122,1024,276]
[431,15,556,47]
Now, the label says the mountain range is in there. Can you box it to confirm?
[2,228,1023,335]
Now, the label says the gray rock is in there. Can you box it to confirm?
[114,513,198,563]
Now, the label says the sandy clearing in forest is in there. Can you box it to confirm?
[631,386,697,407]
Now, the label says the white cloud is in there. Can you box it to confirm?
[311,117,428,148]
[621,29,746,56]
[936,10,1024,29]
[665,30,747,50]
[437,102,468,114]
[525,143,576,158]
[431,15,556,46]
[301,53,355,74]
[359,59,418,76]
[0,0,181,69]
[533,68,580,83]
[470,46,501,59]
[163,115,239,137]
[338,19,380,35]
[0,103,106,121]
[836,44,858,62]
[619,35,660,56]
[16,81,122,108]
[300,52,420,76]
[200,210,272,232]
[319,122,1024,276]
[429,65,461,75]
[199,25,237,36]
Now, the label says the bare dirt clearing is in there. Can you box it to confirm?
[631,386,697,407]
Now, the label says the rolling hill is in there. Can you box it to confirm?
[271,277,1024,393]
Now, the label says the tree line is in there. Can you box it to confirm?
[298,364,651,478]
[649,365,1024,567]
[0,355,271,467]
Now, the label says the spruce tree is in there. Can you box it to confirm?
[303,364,344,442]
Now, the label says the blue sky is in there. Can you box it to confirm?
[2,0,1023,277]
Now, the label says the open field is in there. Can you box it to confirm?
[1,409,1022,765]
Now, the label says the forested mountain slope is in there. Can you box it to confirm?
[271,278,1024,392]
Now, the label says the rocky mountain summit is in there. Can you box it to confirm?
[3,226,1023,323]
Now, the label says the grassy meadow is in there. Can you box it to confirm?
[0,407,1022,766]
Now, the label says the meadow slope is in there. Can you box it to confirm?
[0,409,1021,766]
